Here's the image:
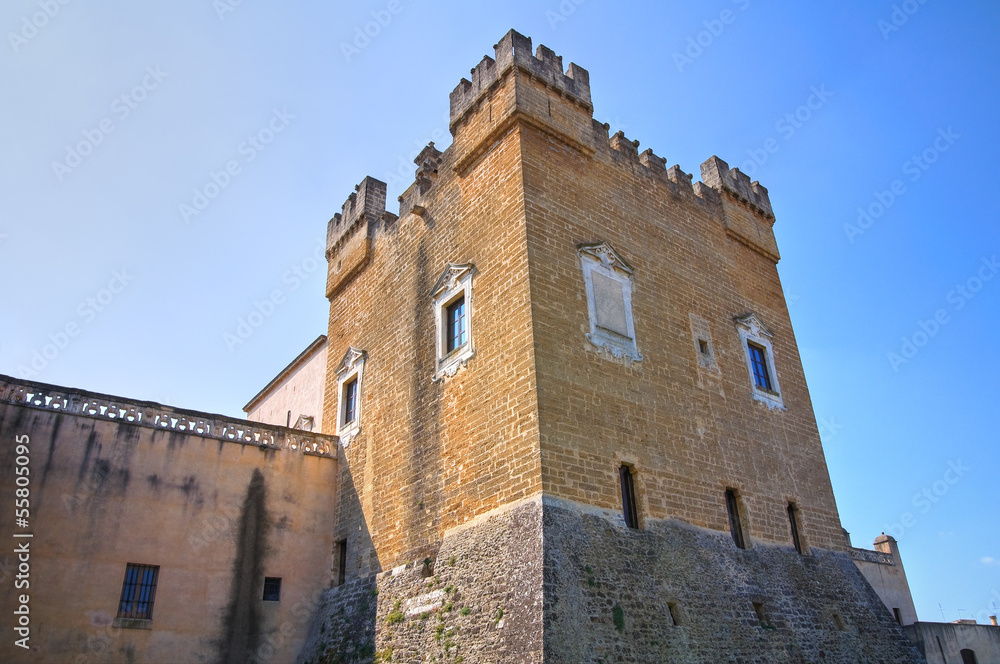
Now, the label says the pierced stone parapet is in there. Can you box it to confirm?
[849,547,895,566]
[0,374,338,458]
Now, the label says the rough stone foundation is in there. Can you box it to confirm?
[298,498,544,664]
[542,498,925,663]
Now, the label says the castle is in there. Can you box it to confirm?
[7,29,989,663]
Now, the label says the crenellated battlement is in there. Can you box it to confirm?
[326,176,388,259]
[449,29,592,133]
[699,156,774,219]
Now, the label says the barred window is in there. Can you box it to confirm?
[262,577,281,602]
[117,563,159,621]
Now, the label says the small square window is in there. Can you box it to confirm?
[262,577,281,602]
[117,563,159,621]
[698,339,709,355]
[752,601,768,626]
[667,602,682,626]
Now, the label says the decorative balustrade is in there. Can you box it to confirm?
[0,375,338,458]
[849,547,895,566]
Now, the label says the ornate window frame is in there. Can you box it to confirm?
[335,347,366,446]
[734,313,783,409]
[432,263,476,382]
[578,243,642,362]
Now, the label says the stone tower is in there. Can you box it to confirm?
[301,30,924,664]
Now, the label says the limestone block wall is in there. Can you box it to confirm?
[322,123,541,573]
[517,84,845,552]
[0,379,338,664]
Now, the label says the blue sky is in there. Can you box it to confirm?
[2,0,997,625]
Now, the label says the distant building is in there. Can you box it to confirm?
[849,531,1000,663]
[244,335,327,432]
[849,531,919,626]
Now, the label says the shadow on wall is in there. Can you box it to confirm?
[296,462,380,664]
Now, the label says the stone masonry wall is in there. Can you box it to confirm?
[543,499,924,663]
[322,88,542,573]
[517,73,846,552]
[298,498,544,664]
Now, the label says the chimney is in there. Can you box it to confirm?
[991,615,998,627]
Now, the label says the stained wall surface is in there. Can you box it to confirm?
[0,386,337,664]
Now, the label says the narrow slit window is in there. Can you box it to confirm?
[117,563,159,621]
[337,540,348,586]
[726,489,746,549]
[262,577,281,602]
[832,613,846,631]
[446,296,467,353]
[343,377,358,425]
[787,503,804,554]
[893,607,902,625]
[748,343,772,391]
[620,465,639,529]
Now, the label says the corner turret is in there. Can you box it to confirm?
[325,177,391,299]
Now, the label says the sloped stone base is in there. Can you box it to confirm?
[298,497,924,663]
[542,498,925,663]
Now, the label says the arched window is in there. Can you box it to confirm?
[960,649,979,664]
